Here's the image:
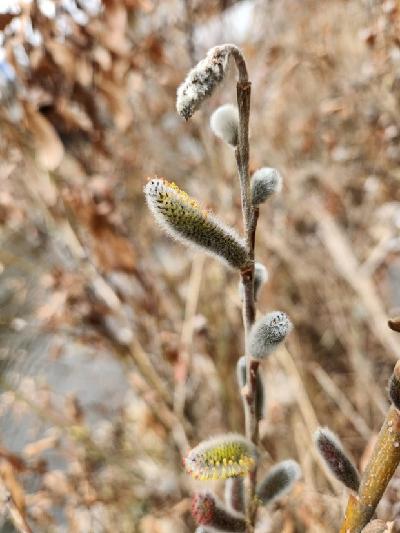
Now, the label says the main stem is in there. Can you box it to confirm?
[233,53,259,531]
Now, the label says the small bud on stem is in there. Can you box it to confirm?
[192,492,246,532]
[210,104,239,146]
[251,167,282,205]
[248,311,292,359]
[256,459,301,505]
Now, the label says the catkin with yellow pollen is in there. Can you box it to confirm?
[184,434,257,481]
[144,178,249,269]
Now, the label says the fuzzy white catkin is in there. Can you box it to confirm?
[210,104,239,146]
[176,46,230,120]
[248,311,292,359]
[251,167,282,205]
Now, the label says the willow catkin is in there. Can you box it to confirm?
[251,167,282,205]
[145,178,248,269]
[210,104,239,146]
[184,433,256,481]
[314,427,360,491]
[256,460,301,505]
[176,46,231,120]
[248,311,292,359]
[192,491,246,532]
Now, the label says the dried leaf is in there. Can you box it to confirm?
[24,104,64,170]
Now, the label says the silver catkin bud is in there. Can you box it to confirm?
[210,104,239,146]
[176,46,231,120]
[238,262,268,302]
[145,178,248,269]
[192,491,246,532]
[256,460,301,505]
[236,355,265,421]
[251,167,282,205]
[248,311,292,359]
[224,477,245,514]
[314,427,360,492]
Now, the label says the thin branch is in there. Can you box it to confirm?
[231,45,260,531]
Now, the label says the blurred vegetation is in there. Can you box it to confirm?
[0,0,399,531]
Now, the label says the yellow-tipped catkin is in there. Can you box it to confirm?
[145,178,248,269]
[184,433,257,481]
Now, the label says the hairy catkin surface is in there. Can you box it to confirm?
[145,178,248,269]
[184,433,256,480]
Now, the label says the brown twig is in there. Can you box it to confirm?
[340,361,400,533]
[230,45,260,531]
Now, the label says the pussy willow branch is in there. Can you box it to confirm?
[231,46,259,531]
[340,360,400,533]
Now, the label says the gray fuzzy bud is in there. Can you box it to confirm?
[177,46,230,120]
[236,356,265,421]
[248,311,292,359]
[251,167,282,205]
[224,477,245,514]
[145,178,248,269]
[256,460,301,505]
[239,262,268,302]
[210,104,239,146]
[314,427,360,492]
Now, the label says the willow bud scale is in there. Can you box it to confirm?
[145,178,248,269]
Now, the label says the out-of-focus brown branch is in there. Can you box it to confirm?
[340,361,400,533]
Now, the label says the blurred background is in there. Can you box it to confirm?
[0,0,399,531]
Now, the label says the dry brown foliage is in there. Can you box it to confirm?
[0,0,399,532]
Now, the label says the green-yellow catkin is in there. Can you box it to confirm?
[145,178,248,269]
[184,433,257,481]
